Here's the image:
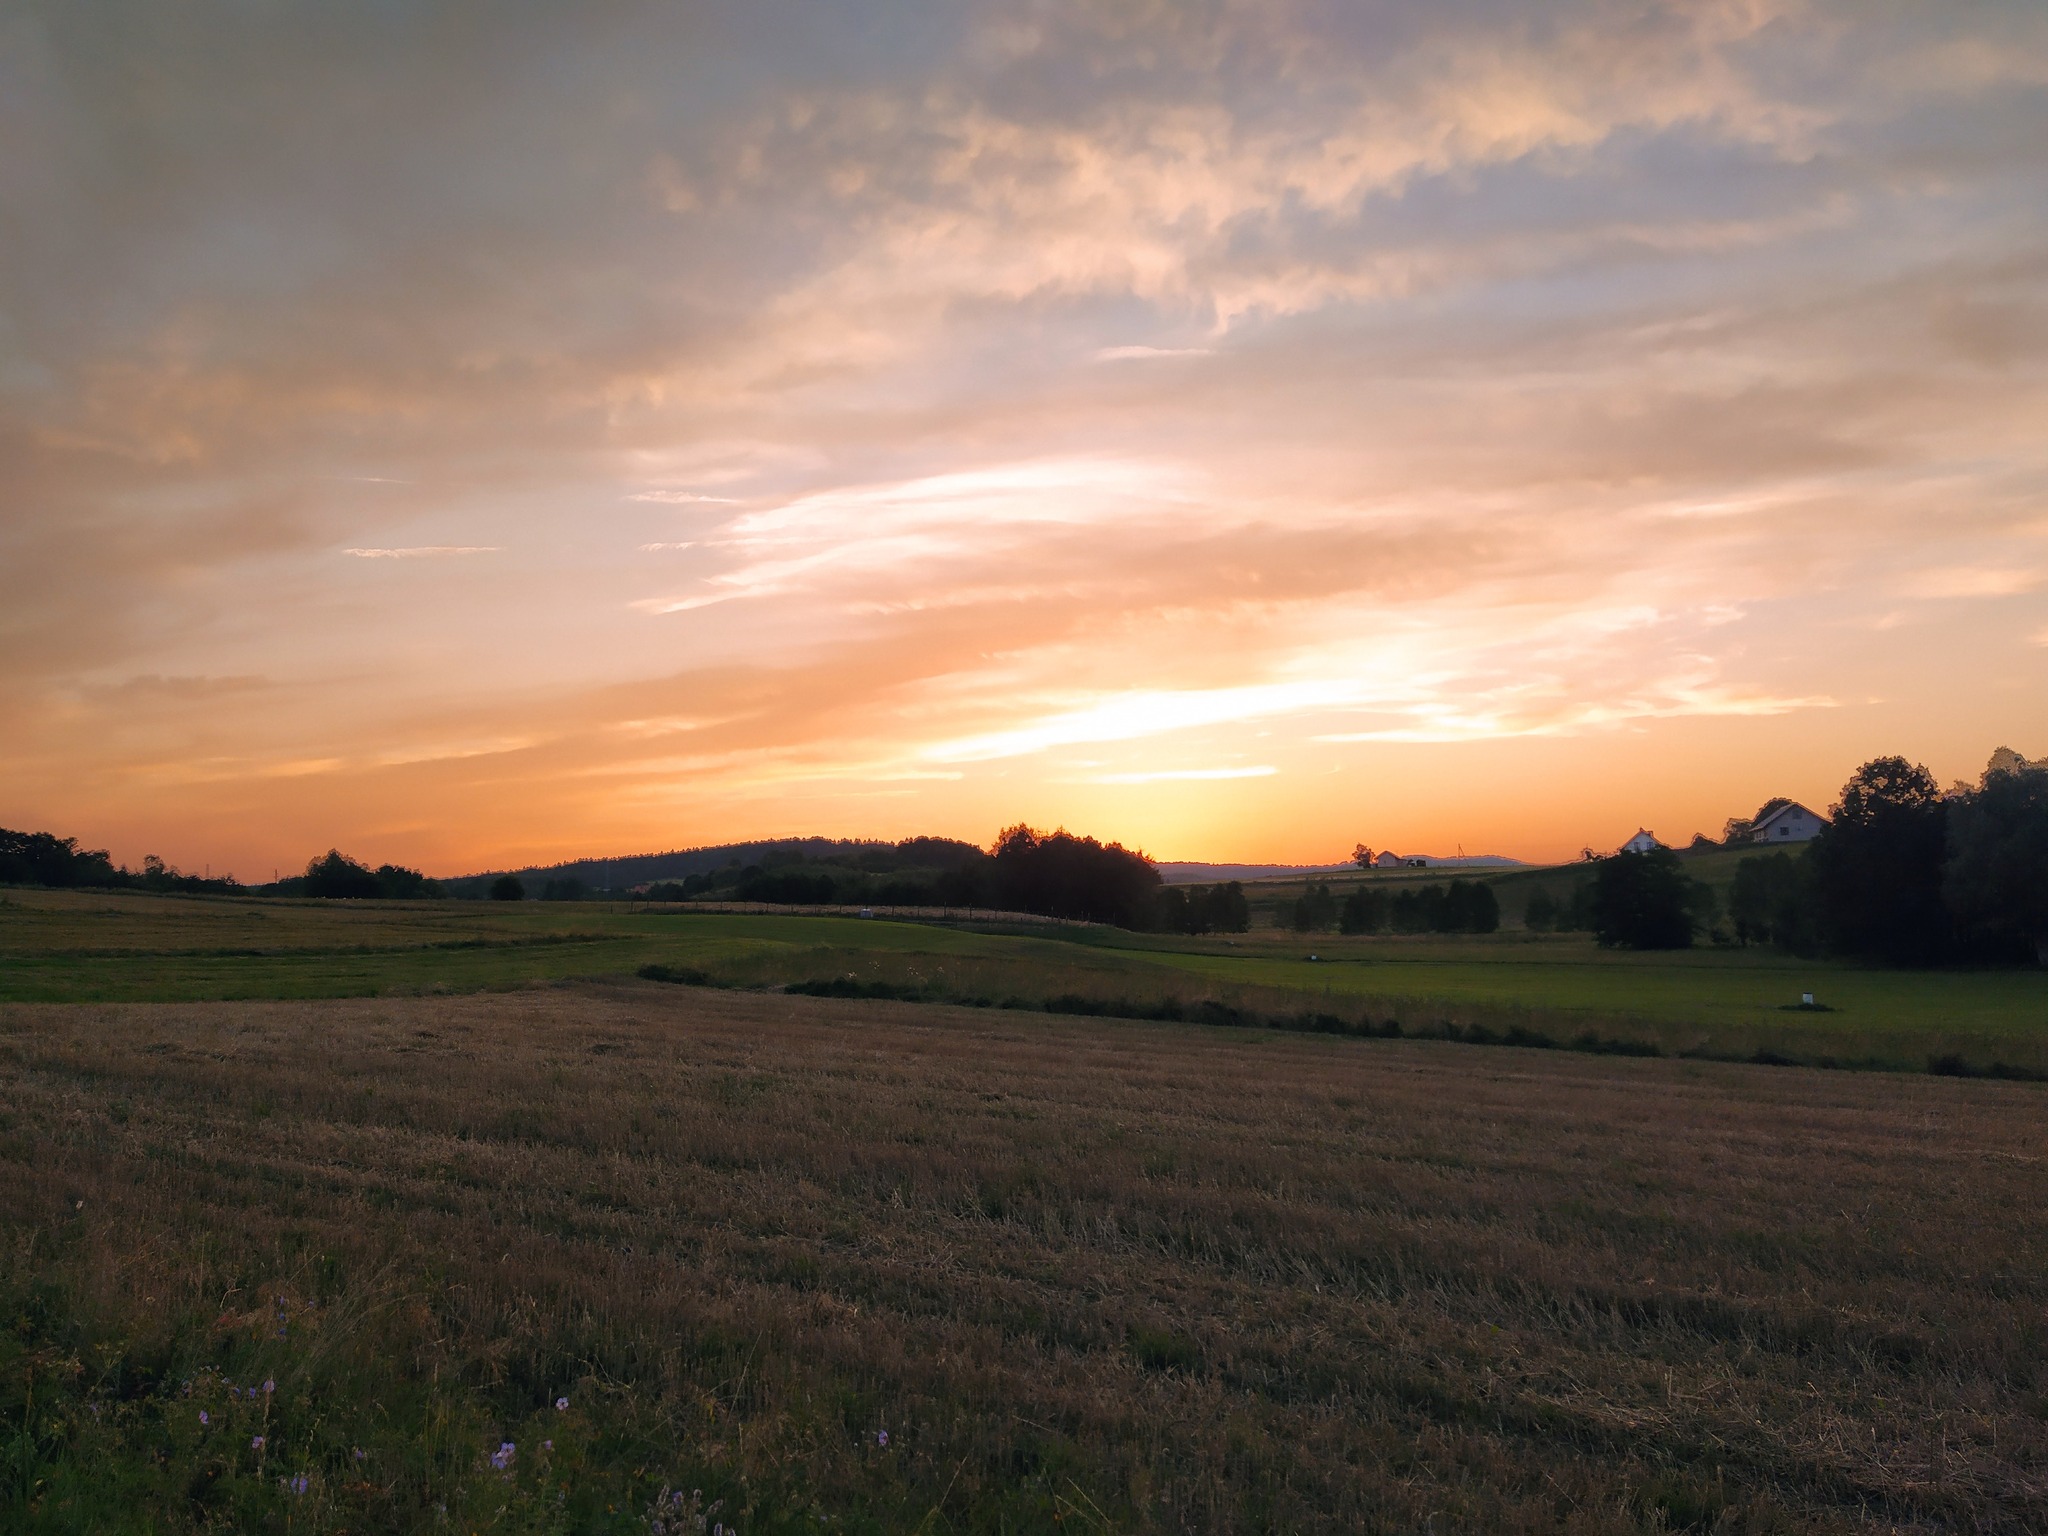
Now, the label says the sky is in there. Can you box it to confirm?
[3,0,2046,878]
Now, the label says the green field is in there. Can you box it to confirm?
[4,886,2043,1073]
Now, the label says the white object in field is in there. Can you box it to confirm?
[1801,992,1814,1006]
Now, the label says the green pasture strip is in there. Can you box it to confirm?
[641,937,2048,1077]
[5,889,2044,1073]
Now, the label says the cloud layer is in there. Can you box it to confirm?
[3,0,2045,873]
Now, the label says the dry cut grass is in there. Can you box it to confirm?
[4,984,2047,1532]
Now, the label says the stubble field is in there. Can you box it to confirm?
[5,981,2047,1532]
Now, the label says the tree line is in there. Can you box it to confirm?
[1518,751,2047,962]
[1286,879,1500,934]
[0,829,241,894]
[1727,753,2047,965]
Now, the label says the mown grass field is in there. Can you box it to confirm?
[5,983,2048,1532]
[3,887,2043,1074]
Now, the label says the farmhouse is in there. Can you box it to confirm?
[1620,829,1664,854]
[1374,850,1403,868]
[1748,800,1827,844]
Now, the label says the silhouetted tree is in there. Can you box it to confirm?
[1441,880,1500,934]
[1352,843,1375,869]
[1591,849,1695,949]
[1808,757,1950,965]
[1944,760,2048,965]
[490,874,526,901]
[540,877,586,902]
[1522,888,1558,932]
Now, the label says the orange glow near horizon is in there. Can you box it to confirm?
[3,3,2045,879]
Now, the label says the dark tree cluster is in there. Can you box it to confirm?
[276,850,444,900]
[1156,881,1250,934]
[630,827,1163,928]
[0,828,239,894]
[987,824,1161,928]
[1738,753,2048,967]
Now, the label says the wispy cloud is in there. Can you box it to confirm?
[5,0,2045,872]
[1907,566,2044,600]
[343,547,502,559]
[1094,345,1213,362]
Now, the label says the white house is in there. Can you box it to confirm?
[1620,829,1663,854]
[1374,850,1403,868]
[1748,801,1826,844]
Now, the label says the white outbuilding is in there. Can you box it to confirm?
[1620,829,1664,855]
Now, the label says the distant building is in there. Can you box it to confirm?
[1747,801,1826,845]
[1374,850,1402,868]
[1620,829,1664,855]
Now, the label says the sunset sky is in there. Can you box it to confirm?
[4,1,2046,878]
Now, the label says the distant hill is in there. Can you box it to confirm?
[442,836,980,897]
[1156,861,1356,884]
[1158,855,1524,885]
[446,840,1525,896]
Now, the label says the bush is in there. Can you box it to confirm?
[489,875,525,902]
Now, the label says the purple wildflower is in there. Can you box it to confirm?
[282,1474,308,1495]
[543,1439,553,1451]
[198,1411,209,1425]
[353,1448,366,1462]
[251,1435,265,1450]
[877,1429,889,1447]
[262,1379,275,1394]
[489,1441,516,1473]
[555,1396,568,1411]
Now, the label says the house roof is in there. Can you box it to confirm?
[1752,800,1826,830]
